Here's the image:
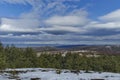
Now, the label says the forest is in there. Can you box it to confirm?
[0,42,120,73]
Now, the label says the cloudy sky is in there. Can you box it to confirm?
[0,0,120,47]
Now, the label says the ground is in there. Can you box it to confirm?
[0,68,120,80]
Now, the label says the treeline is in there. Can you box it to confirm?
[38,53,120,73]
[0,43,38,69]
[0,42,120,72]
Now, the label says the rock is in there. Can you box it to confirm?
[31,78,41,80]
[91,79,104,80]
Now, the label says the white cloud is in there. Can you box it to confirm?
[45,15,88,26]
[0,18,40,32]
[0,0,37,5]
[99,9,120,22]
[1,0,27,4]
[0,0,80,5]
[44,9,89,34]
[40,25,86,34]
[84,9,120,30]
[45,9,89,26]
[85,21,120,30]
[0,0,83,33]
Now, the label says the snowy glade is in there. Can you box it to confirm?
[0,68,120,80]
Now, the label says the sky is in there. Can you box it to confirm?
[0,0,120,47]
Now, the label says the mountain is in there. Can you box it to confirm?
[32,45,120,55]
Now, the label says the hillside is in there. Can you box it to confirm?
[32,45,120,55]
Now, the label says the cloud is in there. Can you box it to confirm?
[1,0,120,46]
[0,0,27,4]
[85,21,120,30]
[40,25,86,35]
[84,9,120,31]
[45,15,88,26]
[44,9,89,35]
[1,31,120,46]
[45,9,89,26]
[0,0,80,5]
[0,0,37,6]
[99,9,120,22]
[0,0,83,34]
[0,18,40,32]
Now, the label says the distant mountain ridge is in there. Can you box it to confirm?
[32,45,120,55]
[55,44,88,49]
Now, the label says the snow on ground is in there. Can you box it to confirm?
[0,68,120,80]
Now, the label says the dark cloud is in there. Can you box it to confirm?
[83,29,120,36]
